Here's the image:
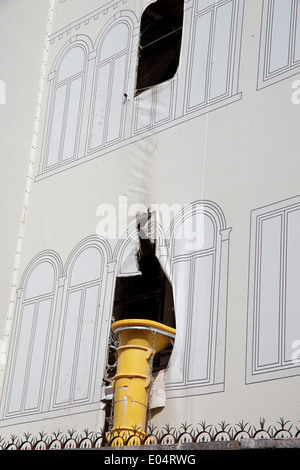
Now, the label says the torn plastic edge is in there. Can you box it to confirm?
[117,210,155,278]
[107,210,175,411]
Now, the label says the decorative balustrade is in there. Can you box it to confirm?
[1,418,299,450]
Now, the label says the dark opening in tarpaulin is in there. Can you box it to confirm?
[113,237,175,328]
[135,0,184,94]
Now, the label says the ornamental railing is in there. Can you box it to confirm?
[1,418,299,450]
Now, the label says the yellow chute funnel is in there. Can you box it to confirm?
[108,319,176,446]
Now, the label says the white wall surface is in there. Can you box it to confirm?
[0,0,51,364]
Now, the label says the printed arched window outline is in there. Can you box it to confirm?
[3,251,63,418]
[164,201,231,398]
[52,236,112,409]
[35,2,245,181]
[87,18,133,153]
[111,212,170,277]
[42,36,91,172]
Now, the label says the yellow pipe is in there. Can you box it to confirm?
[108,319,176,446]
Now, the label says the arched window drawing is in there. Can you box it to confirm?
[44,43,87,169]
[165,202,231,397]
[88,21,131,151]
[5,253,61,416]
[53,241,106,407]
[34,3,244,180]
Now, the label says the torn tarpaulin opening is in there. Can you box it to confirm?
[117,210,154,278]
[106,211,175,416]
[135,0,184,94]
[113,211,175,326]
[113,236,175,325]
